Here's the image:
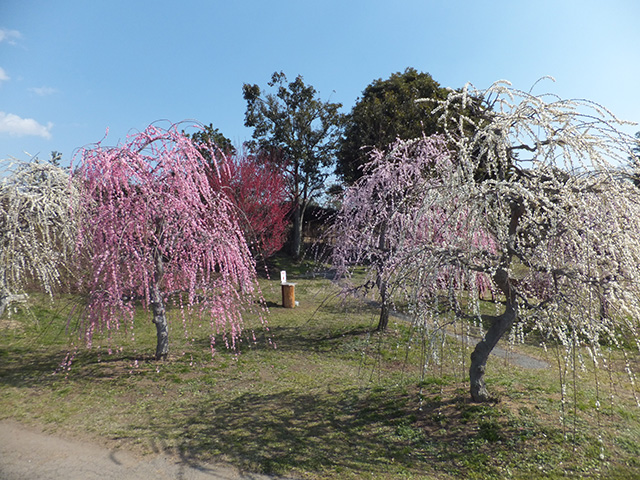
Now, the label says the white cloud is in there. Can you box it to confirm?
[0,112,53,139]
[0,29,22,45]
[0,67,9,84]
[29,86,57,96]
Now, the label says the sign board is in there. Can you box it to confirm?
[280,270,287,284]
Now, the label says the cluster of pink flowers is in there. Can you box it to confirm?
[330,135,497,312]
[73,124,262,352]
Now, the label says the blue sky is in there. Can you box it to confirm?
[1,0,639,166]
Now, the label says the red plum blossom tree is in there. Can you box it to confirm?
[74,124,262,360]
[206,149,290,259]
[187,125,291,259]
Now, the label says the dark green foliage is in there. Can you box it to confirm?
[336,67,450,184]
[185,123,235,163]
[49,151,63,167]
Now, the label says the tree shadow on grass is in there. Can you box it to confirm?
[137,379,597,479]
[0,344,157,390]
[0,336,610,478]
[135,386,436,477]
[249,323,373,353]
[0,345,65,388]
[127,380,570,479]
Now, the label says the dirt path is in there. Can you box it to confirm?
[330,276,551,371]
[387,308,551,370]
[0,420,277,480]
[447,332,550,370]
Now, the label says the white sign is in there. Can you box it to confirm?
[280,270,287,284]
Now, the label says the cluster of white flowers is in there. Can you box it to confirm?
[332,79,640,402]
[0,160,79,314]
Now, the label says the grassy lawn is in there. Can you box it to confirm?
[1,259,639,479]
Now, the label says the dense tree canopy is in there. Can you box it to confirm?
[330,79,640,402]
[243,71,345,259]
[73,124,261,360]
[336,68,450,184]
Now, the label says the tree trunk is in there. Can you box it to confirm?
[375,223,389,332]
[0,289,10,318]
[469,200,524,402]
[469,268,517,402]
[376,300,390,332]
[291,202,302,260]
[375,275,390,332]
[151,224,169,361]
[151,278,169,360]
[291,200,309,261]
[469,305,516,402]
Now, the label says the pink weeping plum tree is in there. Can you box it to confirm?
[330,79,640,403]
[328,135,494,332]
[73,124,262,360]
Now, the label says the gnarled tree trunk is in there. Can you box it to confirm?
[469,304,516,402]
[151,278,169,360]
[469,201,523,402]
[469,269,518,402]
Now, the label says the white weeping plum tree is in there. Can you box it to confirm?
[0,160,79,316]
[330,79,640,403]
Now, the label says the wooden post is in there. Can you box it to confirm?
[281,283,296,308]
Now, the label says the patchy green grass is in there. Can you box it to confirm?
[1,262,639,479]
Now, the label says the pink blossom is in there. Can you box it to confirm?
[73,123,263,357]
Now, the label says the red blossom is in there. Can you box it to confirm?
[207,148,290,259]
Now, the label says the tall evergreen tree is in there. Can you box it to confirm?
[336,67,449,184]
[243,72,345,259]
